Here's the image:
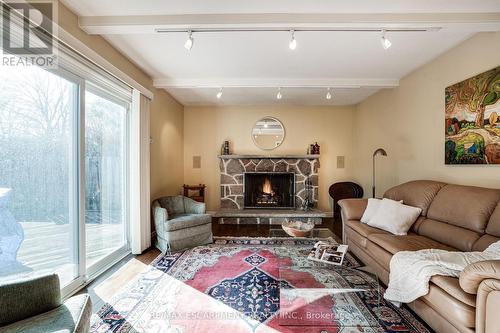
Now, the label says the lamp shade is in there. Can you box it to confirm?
[373,148,388,157]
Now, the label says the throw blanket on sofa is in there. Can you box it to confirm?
[384,241,500,305]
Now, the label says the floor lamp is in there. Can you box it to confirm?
[372,148,387,198]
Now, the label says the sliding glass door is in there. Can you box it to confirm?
[0,65,80,287]
[0,62,131,293]
[85,85,128,271]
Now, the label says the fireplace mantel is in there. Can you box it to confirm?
[218,154,319,159]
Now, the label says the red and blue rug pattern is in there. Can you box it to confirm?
[91,237,432,333]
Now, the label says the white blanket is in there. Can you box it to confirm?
[384,241,500,305]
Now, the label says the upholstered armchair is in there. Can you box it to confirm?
[152,195,213,253]
[0,274,91,333]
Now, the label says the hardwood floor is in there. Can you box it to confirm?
[80,248,160,312]
[81,220,341,312]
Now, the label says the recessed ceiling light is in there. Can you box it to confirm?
[276,87,283,100]
[289,30,297,50]
[380,29,392,50]
[184,30,194,51]
[216,87,223,99]
[326,88,332,100]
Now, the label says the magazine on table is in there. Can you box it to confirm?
[307,240,348,266]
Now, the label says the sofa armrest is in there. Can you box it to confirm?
[459,260,500,333]
[0,274,62,326]
[459,260,500,294]
[184,197,206,214]
[338,199,367,221]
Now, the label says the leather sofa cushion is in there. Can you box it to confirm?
[366,239,393,269]
[418,218,481,251]
[345,225,370,248]
[427,184,500,233]
[472,234,500,251]
[383,180,446,216]
[346,220,389,238]
[430,276,476,307]
[367,234,455,254]
[486,202,500,237]
[421,283,476,328]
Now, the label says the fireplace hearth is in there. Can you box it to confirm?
[244,172,295,209]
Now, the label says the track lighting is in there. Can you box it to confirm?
[289,30,297,50]
[216,87,223,99]
[326,88,332,100]
[276,87,283,100]
[184,30,194,51]
[380,30,391,50]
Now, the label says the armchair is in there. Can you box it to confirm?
[0,274,91,333]
[152,195,213,253]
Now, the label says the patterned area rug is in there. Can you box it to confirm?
[91,238,432,333]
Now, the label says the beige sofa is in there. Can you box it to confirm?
[339,180,500,333]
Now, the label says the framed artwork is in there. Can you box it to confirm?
[445,66,500,164]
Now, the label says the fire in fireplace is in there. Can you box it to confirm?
[244,172,295,209]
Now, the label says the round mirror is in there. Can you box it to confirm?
[252,117,285,150]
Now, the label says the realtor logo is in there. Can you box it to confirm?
[1,0,58,67]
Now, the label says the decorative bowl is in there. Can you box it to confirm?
[281,220,315,237]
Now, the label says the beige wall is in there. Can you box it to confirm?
[58,3,185,200]
[353,31,500,197]
[150,92,184,199]
[183,106,355,211]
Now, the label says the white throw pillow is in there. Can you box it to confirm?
[360,198,382,223]
[367,198,422,235]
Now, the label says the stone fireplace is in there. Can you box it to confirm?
[219,155,319,210]
[244,172,295,209]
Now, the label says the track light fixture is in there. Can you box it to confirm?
[216,87,223,99]
[276,87,283,100]
[184,30,194,51]
[289,29,297,50]
[326,88,332,100]
[380,29,392,50]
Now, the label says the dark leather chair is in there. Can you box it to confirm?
[329,182,363,221]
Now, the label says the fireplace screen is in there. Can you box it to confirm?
[244,172,295,209]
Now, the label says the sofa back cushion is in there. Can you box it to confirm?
[472,234,500,251]
[383,180,446,216]
[417,218,481,251]
[486,202,500,237]
[427,185,500,233]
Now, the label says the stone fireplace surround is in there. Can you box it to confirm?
[217,154,323,224]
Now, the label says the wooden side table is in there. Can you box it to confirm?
[183,184,206,203]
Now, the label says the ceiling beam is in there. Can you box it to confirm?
[153,78,400,89]
[79,13,500,35]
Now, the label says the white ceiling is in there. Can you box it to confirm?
[63,0,500,15]
[62,0,500,106]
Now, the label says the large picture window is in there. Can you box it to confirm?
[0,57,132,293]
